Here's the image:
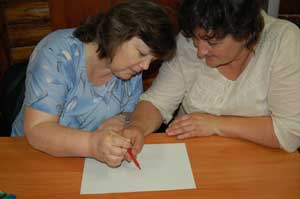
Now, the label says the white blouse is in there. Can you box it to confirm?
[140,12,300,152]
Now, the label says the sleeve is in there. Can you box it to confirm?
[24,42,70,116]
[122,74,143,113]
[140,55,186,123]
[268,23,300,152]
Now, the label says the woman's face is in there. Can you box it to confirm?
[192,27,248,68]
[110,37,156,80]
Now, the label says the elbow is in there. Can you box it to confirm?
[24,126,43,152]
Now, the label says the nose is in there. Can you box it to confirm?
[196,40,209,58]
[140,58,151,70]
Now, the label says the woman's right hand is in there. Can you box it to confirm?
[89,128,132,167]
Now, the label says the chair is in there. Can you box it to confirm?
[0,63,27,136]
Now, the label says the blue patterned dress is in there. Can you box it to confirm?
[11,29,142,136]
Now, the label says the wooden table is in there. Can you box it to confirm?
[0,134,299,199]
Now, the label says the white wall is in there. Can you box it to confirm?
[268,0,280,17]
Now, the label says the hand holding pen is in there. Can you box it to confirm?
[121,112,144,169]
[90,128,132,168]
[122,125,144,169]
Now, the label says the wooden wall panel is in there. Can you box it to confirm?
[3,0,51,65]
[279,0,300,27]
[279,0,300,14]
[0,2,11,80]
[8,24,51,47]
[49,0,111,30]
[5,0,49,24]
[10,46,34,65]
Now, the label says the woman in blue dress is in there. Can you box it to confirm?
[11,0,176,167]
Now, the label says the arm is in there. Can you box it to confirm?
[128,100,163,135]
[121,100,163,156]
[24,106,92,157]
[267,23,300,151]
[216,115,279,148]
[166,113,279,148]
[24,106,131,167]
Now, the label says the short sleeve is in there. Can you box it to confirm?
[268,23,300,152]
[24,42,70,116]
[140,55,186,123]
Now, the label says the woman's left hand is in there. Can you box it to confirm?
[166,112,220,139]
[96,114,126,132]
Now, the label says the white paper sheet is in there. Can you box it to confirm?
[80,143,196,194]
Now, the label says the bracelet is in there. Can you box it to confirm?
[121,112,131,125]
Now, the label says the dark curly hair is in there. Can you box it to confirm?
[73,0,176,61]
[179,0,264,49]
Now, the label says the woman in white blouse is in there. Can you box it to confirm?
[123,0,300,154]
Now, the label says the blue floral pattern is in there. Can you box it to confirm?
[11,29,142,136]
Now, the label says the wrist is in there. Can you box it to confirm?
[120,112,132,126]
[87,132,97,158]
[213,116,222,136]
[127,121,147,135]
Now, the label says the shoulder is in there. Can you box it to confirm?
[33,28,82,55]
[262,12,300,45]
[29,28,85,69]
[27,28,85,87]
[255,12,300,66]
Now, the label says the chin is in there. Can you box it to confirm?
[205,56,224,68]
[205,60,218,68]
[117,73,132,80]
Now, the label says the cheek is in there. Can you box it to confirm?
[111,54,127,69]
[212,46,236,59]
[209,48,224,58]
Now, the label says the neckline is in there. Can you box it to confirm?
[84,43,115,88]
[213,52,255,84]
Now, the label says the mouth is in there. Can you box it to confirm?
[130,67,141,74]
[205,54,214,58]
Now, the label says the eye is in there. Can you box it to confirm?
[151,56,157,62]
[138,50,147,57]
[207,39,220,46]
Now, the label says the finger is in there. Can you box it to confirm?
[121,128,133,139]
[109,125,125,132]
[167,119,192,132]
[131,133,144,155]
[106,155,124,168]
[177,131,197,140]
[169,115,190,127]
[166,122,194,136]
[124,152,132,162]
[109,146,128,157]
[110,133,132,149]
[110,130,131,143]
[132,142,143,155]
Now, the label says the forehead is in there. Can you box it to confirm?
[125,37,150,50]
[193,27,217,40]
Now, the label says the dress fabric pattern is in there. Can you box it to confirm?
[11,29,142,136]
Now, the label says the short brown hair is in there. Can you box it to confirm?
[179,0,264,49]
[74,0,176,61]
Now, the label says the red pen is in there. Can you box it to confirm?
[127,148,141,170]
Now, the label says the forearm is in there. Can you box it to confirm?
[217,115,280,148]
[25,122,92,157]
[129,100,163,135]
